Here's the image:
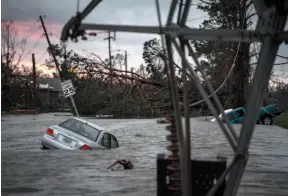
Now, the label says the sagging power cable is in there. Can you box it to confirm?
[188,1,247,107]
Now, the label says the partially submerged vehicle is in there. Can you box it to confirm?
[211,104,281,125]
[156,118,169,124]
[41,117,119,150]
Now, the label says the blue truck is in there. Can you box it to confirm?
[220,104,281,125]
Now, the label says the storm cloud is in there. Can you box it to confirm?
[2,0,287,75]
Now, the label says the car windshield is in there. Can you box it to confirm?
[59,118,101,141]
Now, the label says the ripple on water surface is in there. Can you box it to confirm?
[2,114,288,196]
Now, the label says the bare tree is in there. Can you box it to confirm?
[1,20,28,81]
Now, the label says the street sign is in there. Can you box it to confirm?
[61,79,75,97]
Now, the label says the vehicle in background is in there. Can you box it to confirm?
[156,118,169,124]
[210,104,281,125]
[210,109,233,122]
[41,117,119,150]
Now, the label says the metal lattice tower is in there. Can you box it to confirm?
[60,0,288,196]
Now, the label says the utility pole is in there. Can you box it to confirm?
[125,50,128,83]
[108,30,112,87]
[39,15,79,117]
[39,16,61,75]
[32,53,37,109]
[104,30,114,87]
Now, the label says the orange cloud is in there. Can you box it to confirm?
[20,59,55,77]
[9,19,65,76]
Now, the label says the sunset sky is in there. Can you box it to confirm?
[2,0,288,78]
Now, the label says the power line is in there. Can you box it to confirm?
[187,0,237,22]
[35,51,48,65]
[187,15,209,21]
[189,1,247,107]
[23,26,42,41]
[21,34,44,62]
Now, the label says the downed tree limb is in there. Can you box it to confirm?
[79,70,165,87]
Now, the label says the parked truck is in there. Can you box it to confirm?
[212,104,281,125]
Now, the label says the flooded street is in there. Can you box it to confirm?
[2,113,288,196]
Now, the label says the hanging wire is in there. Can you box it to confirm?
[183,6,249,145]
[188,0,246,108]
[23,26,42,41]
[21,35,44,61]
[187,0,238,22]
[35,51,48,65]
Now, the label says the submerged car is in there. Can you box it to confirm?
[41,117,119,150]
[210,109,233,122]
[210,104,281,125]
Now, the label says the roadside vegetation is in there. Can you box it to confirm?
[274,112,288,129]
[2,1,288,117]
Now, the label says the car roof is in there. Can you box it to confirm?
[224,109,233,113]
[234,107,245,111]
[71,117,105,131]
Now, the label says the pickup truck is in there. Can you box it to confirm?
[213,104,281,125]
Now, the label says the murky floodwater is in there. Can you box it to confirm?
[1,113,288,196]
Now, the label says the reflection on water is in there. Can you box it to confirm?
[2,114,288,196]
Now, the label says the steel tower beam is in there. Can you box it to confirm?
[60,0,288,195]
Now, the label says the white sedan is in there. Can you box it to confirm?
[41,117,119,150]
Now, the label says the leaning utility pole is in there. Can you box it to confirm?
[32,53,37,109]
[39,16,61,75]
[39,15,79,117]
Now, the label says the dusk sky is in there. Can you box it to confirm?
[2,0,288,77]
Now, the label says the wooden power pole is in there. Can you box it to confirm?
[104,30,114,87]
[125,50,128,83]
[39,15,61,75]
[32,53,37,109]
[39,15,79,117]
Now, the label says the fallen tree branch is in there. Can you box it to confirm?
[79,70,165,87]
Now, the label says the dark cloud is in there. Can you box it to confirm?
[2,0,171,24]
[2,0,287,73]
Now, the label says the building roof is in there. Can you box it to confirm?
[38,78,62,92]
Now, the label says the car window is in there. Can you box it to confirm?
[59,118,75,128]
[101,133,111,148]
[59,118,100,141]
[235,109,244,117]
[110,135,119,148]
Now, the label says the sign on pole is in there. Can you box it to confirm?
[61,79,76,98]
[61,79,79,117]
